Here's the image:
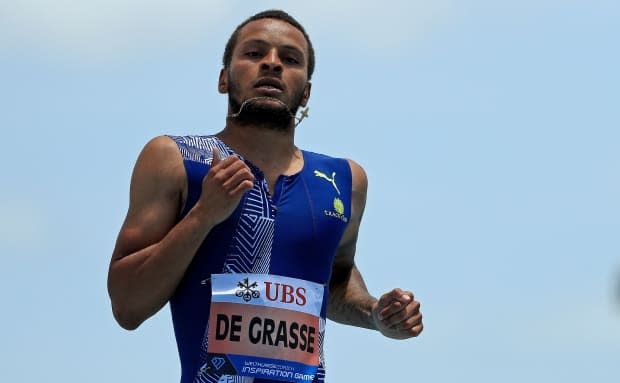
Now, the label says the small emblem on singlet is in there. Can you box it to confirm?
[235,278,260,302]
[211,357,226,370]
[333,197,345,215]
[315,169,348,223]
[324,198,348,223]
[313,170,340,195]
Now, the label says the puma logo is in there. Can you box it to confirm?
[314,170,340,195]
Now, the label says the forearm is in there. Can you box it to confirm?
[108,204,215,329]
[327,264,378,330]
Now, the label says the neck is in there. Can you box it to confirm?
[217,121,300,175]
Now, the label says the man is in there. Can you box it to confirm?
[108,9,423,383]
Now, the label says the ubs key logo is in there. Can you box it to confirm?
[235,278,260,302]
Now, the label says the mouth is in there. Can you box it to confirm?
[253,78,284,93]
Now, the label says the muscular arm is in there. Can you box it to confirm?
[327,160,424,339]
[327,160,376,329]
[107,136,253,330]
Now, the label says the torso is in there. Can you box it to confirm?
[167,135,352,383]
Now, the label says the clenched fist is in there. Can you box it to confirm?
[372,288,423,340]
[197,147,255,226]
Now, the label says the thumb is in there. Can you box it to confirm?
[376,290,395,310]
[377,288,410,311]
[211,146,221,166]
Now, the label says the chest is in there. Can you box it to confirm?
[240,171,349,282]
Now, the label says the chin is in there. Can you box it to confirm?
[235,98,295,128]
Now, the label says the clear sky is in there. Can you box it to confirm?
[1,1,619,382]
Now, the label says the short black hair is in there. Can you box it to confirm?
[222,10,315,80]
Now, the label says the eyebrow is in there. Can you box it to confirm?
[240,39,304,56]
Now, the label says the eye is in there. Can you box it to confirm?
[245,51,261,58]
[285,57,300,64]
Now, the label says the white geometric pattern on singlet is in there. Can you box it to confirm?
[170,136,325,383]
[170,135,230,165]
[194,184,275,383]
[170,136,270,383]
[223,181,274,274]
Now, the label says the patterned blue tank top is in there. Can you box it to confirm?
[168,135,352,383]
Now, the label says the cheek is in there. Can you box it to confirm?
[293,78,310,99]
[226,73,244,95]
[229,61,255,78]
[228,65,256,90]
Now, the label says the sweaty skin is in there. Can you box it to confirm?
[108,17,422,341]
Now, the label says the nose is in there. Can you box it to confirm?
[260,49,283,74]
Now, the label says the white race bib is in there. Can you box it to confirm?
[205,274,324,383]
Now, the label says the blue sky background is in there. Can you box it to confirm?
[1,1,618,382]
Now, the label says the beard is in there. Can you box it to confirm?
[227,77,306,130]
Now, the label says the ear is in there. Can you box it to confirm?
[218,68,228,94]
[300,82,312,107]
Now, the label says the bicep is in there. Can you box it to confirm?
[111,136,185,262]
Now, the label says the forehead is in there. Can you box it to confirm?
[235,18,308,53]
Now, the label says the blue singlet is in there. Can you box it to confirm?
[168,135,352,383]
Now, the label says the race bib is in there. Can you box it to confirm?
[205,274,324,383]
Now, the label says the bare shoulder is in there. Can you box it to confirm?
[128,135,189,222]
[138,135,184,170]
[129,135,187,213]
[112,136,185,261]
[132,135,185,189]
[346,158,368,196]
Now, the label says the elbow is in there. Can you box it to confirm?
[111,302,144,331]
[108,265,145,330]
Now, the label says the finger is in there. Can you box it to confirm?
[378,289,408,319]
[223,166,255,193]
[387,289,415,307]
[213,158,250,182]
[407,322,424,337]
[394,311,423,331]
[376,288,403,312]
[379,299,408,322]
[376,297,394,320]
[387,288,413,304]
[382,299,420,328]
[220,155,250,171]
[378,299,404,320]
[229,179,255,197]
